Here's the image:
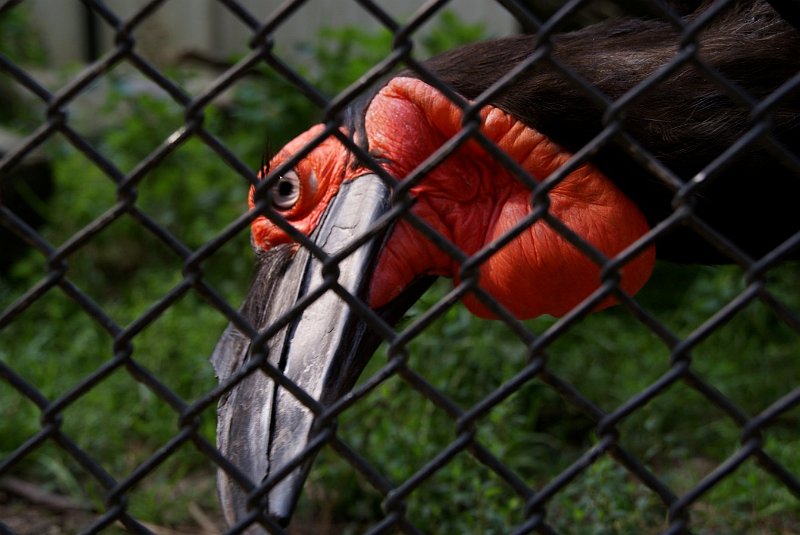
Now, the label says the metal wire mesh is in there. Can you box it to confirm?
[1,0,799,533]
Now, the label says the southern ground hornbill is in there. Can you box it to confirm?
[212,0,800,528]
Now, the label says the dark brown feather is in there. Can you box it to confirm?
[354,0,800,263]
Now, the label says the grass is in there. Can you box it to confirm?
[1,8,799,534]
[285,263,800,534]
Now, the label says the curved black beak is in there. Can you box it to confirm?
[211,174,429,530]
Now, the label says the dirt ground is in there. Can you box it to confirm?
[0,480,341,535]
[0,479,223,535]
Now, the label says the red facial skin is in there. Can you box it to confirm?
[250,77,655,319]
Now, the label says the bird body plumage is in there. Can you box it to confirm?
[397,0,800,262]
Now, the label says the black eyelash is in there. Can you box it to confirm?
[260,141,273,176]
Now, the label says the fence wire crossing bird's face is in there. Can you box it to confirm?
[212,0,800,528]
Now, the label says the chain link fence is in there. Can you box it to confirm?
[1,0,799,533]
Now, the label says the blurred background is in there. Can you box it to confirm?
[1,1,799,534]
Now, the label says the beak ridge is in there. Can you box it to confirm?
[213,174,394,529]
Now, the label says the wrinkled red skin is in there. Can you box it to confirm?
[251,77,655,319]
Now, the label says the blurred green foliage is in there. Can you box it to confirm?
[1,7,799,535]
[0,7,46,129]
[0,7,46,65]
[300,263,800,534]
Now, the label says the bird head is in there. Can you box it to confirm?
[212,76,655,528]
[253,77,654,317]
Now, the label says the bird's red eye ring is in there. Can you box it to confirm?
[271,170,301,210]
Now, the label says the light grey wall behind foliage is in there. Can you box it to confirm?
[28,0,518,67]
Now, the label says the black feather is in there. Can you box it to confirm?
[349,0,800,263]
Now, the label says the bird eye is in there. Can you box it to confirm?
[271,170,300,210]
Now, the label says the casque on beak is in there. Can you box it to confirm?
[211,173,429,528]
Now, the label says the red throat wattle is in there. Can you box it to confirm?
[250,77,655,320]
